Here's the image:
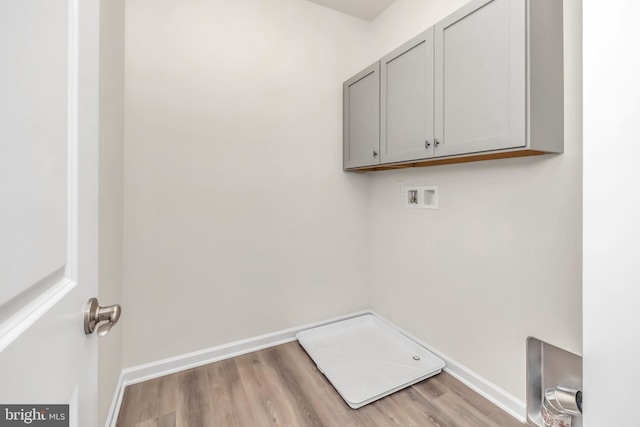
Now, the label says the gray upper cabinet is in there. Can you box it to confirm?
[343,62,380,169]
[434,0,526,157]
[343,0,564,171]
[380,28,435,164]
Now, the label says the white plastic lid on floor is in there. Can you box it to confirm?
[296,314,445,409]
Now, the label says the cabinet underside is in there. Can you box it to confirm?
[346,149,549,172]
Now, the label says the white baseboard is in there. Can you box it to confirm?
[106,309,526,426]
[105,372,125,427]
[444,359,527,423]
[369,312,527,423]
[105,310,371,427]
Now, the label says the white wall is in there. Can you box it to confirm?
[368,0,583,402]
[123,0,374,367]
[121,0,582,412]
[583,1,640,424]
[98,0,125,424]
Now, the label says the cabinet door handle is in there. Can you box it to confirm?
[434,139,440,147]
[373,150,378,157]
[425,140,431,148]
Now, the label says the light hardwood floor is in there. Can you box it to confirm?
[116,341,524,427]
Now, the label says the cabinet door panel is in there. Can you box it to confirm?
[344,63,380,169]
[435,0,525,157]
[381,29,434,164]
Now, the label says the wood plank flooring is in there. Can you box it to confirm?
[116,341,524,427]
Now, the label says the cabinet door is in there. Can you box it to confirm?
[434,0,526,157]
[344,62,380,169]
[380,28,435,164]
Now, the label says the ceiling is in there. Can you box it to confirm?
[304,0,397,22]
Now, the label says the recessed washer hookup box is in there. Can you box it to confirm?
[527,338,582,427]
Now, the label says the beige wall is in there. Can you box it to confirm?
[98,0,125,424]
[368,0,583,402]
[123,0,374,368]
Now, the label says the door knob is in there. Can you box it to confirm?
[84,298,121,336]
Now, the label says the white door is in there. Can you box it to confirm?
[0,0,100,426]
[583,0,640,425]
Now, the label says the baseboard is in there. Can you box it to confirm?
[104,371,125,427]
[443,356,527,423]
[106,309,526,426]
[369,312,528,423]
[105,310,372,427]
